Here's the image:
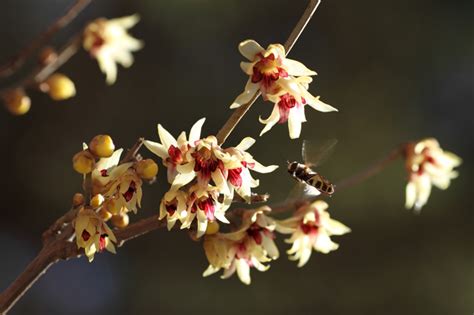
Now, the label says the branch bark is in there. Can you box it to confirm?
[0,0,92,78]
[216,0,322,144]
[0,2,323,313]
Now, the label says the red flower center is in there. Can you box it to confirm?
[247,224,264,245]
[165,203,177,216]
[122,181,136,202]
[192,148,219,181]
[168,145,184,165]
[228,167,243,187]
[100,169,109,177]
[197,197,216,221]
[277,93,305,123]
[251,53,288,89]
[82,230,91,241]
[98,234,108,251]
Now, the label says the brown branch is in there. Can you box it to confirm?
[216,0,322,144]
[335,144,407,192]
[0,0,92,78]
[0,34,83,96]
[0,2,323,313]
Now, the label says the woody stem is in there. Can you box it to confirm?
[215,0,322,145]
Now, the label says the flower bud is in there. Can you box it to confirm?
[72,150,95,174]
[103,199,122,215]
[90,194,105,208]
[136,159,158,180]
[89,135,115,158]
[72,193,85,207]
[99,208,112,221]
[44,73,76,101]
[2,89,31,115]
[205,221,220,235]
[111,213,129,228]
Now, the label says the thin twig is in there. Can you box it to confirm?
[0,3,323,313]
[335,144,407,192]
[216,0,322,144]
[0,34,83,95]
[0,0,92,78]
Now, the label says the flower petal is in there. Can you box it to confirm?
[238,39,264,61]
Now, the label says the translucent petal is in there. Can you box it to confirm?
[238,39,264,61]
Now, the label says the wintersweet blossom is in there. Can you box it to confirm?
[91,148,143,213]
[160,184,232,237]
[203,207,279,285]
[405,138,461,211]
[74,208,117,262]
[230,39,337,139]
[144,118,278,201]
[83,14,143,85]
[276,200,350,267]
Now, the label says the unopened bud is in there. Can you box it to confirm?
[98,208,112,221]
[72,150,95,174]
[89,135,115,158]
[111,213,129,228]
[205,221,220,235]
[136,159,158,180]
[90,194,105,208]
[43,73,76,101]
[103,199,122,215]
[2,89,31,115]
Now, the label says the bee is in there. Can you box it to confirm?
[287,139,337,197]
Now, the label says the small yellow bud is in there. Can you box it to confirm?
[136,159,159,180]
[2,89,31,115]
[89,135,115,158]
[98,208,112,221]
[205,221,220,235]
[72,150,95,174]
[90,194,105,208]
[72,193,85,207]
[103,199,123,215]
[111,213,129,228]
[44,73,76,101]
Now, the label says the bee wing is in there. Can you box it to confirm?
[302,139,338,168]
[286,182,321,204]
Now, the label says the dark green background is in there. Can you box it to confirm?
[0,0,472,314]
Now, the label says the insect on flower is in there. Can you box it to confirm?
[287,139,337,200]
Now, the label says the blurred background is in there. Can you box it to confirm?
[0,0,472,314]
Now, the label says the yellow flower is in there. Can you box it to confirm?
[202,207,279,285]
[230,40,337,139]
[145,118,277,201]
[91,148,143,213]
[83,14,143,85]
[276,200,350,267]
[405,138,461,211]
[74,208,117,262]
[179,184,232,238]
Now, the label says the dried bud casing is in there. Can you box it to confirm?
[136,159,159,180]
[43,73,76,101]
[2,89,31,115]
[72,193,85,207]
[72,150,95,174]
[89,135,115,158]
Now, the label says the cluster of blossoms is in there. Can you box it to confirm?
[202,202,350,284]
[144,118,278,237]
[231,40,337,139]
[404,138,462,211]
[72,134,158,261]
[1,14,142,116]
